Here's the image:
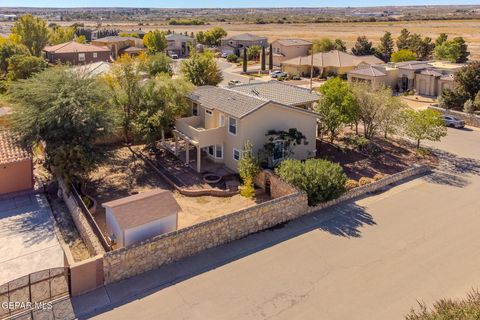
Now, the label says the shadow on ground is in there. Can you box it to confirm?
[423,149,480,188]
[73,201,375,319]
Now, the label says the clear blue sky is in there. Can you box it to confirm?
[2,0,479,8]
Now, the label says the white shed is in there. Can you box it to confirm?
[103,190,180,248]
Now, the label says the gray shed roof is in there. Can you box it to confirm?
[349,66,387,77]
[227,81,320,106]
[166,34,193,41]
[228,33,267,41]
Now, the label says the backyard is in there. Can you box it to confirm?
[86,145,270,236]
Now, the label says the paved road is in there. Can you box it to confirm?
[0,193,64,284]
[217,59,266,87]
[75,127,480,320]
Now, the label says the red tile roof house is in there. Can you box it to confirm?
[43,41,111,65]
[0,130,34,195]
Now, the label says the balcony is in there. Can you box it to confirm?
[174,116,226,148]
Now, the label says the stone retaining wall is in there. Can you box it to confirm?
[57,177,105,256]
[429,105,480,128]
[103,173,308,284]
[306,164,430,213]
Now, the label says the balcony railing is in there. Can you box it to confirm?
[175,116,226,148]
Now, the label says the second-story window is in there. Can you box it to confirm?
[192,103,198,116]
[205,109,213,116]
[228,117,237,135]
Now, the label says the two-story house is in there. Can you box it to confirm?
[166,33,193,58]
[270,39,312,67]
[173,81,320,173]
[92,36,145,60]
[220,33,268,57]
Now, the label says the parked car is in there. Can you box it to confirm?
[228,80,241,86]
[441,115,465,128]
[291,75,301,80]
[170,54,179,59]
[221,52,229,58]
[271,72,288,78]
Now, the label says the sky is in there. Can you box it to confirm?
[2,0,479,8]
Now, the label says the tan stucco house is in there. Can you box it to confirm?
[270,39,312,67]
[220,33,268,57]
[166,33,193,58]
[282,50,384,78]
[91,36,145,60]
[173,81,320,173]
[43,41,111,65]
[347,60,463,96]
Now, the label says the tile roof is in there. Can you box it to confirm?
[43,41,110,53]
[349,66,387,77]
[228,33,268,41]
[93,36,138,43]
[73,61,111,77]
[0,130,31,165]
[282,50,383,68]
[102,190,180,230]
[121,46,146,53]
[189,86,267,118]
[420,69,444,77]
[228,81,320,106]
[396,62,432,70]
[274,39,312,46]
[166,34,193,41]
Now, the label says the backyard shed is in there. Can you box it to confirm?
[0,130,34,195]
[103,190,180,248]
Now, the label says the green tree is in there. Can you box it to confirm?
[378,94,406,139]
[463,99,475,114]
[407,34,434,60]
[7,55,48,80]
[247,45,261,61]
[333,39,347,52]
[49,26,76,45]
[0,40,30,75]
[8,67,115,185]
[474,91,480,110]
[376,31,395,62]
[391,49,417,62]
[180,51,223,86]
[11,14,49,56]
[195,27,227,46]
[104,54,144,143]
[351,36,375,56]
[134,74,193,145]
[435,33,448,46]
[268,43,273,70]
[312,38,334,53]
[454,61,480,100]
[434,37,469,63]
[238,140,260,198]
[438,88,469,111]
[401,109,447,148]
[143,30,167,54]
[396,28,411,51]
[226,53,238,63]
[261,46,266,70]
[145,53,173,76]
[275,158,347,206]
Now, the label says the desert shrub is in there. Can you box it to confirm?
[464,99,475,114]
[226,53,238,63]
[345,179,359,190]
[240,177,255,199]
[373,173,385,181]
[359,177,374,186]
[275,158,347,206]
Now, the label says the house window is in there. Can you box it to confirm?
[78,53,85,62]
[192,103,198,116]
[93,52,98,58]
[219,113,225,127]
[273,141,284,161]
[233,148,241,161]
[215,144,223,158]
[228,117,237,135]
[205,109,213,116]
[208,145,214,156]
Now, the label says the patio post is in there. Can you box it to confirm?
[174,134,179,156]
[196,146,201,173]
[185,142,189,164]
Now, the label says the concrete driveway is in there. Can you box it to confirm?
[76,127,480,320]
[0,193,64,284]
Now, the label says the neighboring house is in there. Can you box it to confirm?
[43,41,111,65]
[103,190,180,248]
[220,33,268,56]
[173,81,320,173]
[270,39,312,67]
[91,36,144,60]
[166,33,193,58]
[347,60,464,96]
[128,29,146,39]
[0,130,34,195]
[282,50,384,78]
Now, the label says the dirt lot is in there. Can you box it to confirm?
[38,19,480,60]
[317,133,437,180]
[87,145,268,234]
